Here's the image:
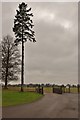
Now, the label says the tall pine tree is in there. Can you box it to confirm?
[13,2,36,92]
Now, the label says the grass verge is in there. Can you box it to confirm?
[2,90,43,107]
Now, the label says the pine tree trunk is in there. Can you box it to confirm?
[21,25,24,92]
[21,40,24,92]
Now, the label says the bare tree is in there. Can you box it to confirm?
[2,35,21,88]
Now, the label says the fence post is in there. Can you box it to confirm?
[53,85,54,93]
[38,84,40,93]
[42,86,43,94]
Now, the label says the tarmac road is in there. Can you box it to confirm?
[2,93,78,118]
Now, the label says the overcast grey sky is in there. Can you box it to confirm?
[2,2,78,85]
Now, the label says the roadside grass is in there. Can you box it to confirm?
[2,86,80,107]
[2,90,43,107]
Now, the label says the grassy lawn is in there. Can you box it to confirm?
[64,87,79,93]
[70,87,79,93]
[2,86,80,107]
[2,90,43,107]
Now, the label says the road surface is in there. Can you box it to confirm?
[2,93,78,118]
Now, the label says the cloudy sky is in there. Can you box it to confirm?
[2,2,78,85]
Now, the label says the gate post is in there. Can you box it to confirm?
[42,86,43,94]
[38,84,40,93]
[52,85,54,93]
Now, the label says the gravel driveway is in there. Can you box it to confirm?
[2,93,78,118]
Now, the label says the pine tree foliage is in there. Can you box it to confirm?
[13,2,36,45]
[2,35,21,87]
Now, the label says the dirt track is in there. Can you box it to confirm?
[2,93,78,118]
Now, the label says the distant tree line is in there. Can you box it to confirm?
[1,83,80,88]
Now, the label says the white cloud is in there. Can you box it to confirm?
[33,5,73,31]
[59,20,72,30]
[34,8,55,23]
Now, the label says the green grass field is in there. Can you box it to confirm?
[65,87,79,93]
[4,86,80,93]
[5,86,36,92]
[2,86,80,107]
[44,87,52,93]
[2,90,43,107]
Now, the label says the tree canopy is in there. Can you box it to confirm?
[13,2,36,45]
[2,35,21,88]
